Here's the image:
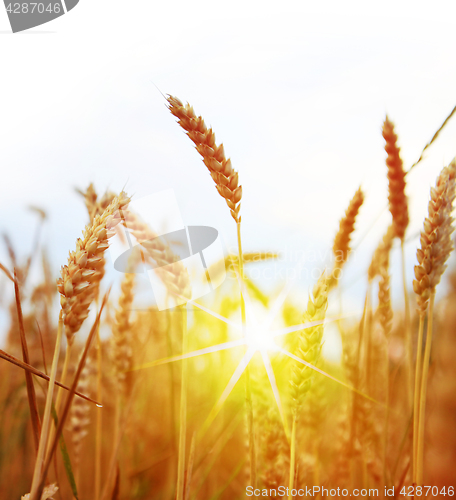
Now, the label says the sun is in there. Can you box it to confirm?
[245,325,278,352]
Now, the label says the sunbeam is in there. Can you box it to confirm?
[279,347,381,405]
[260,349,290,440]
[128,338,246,371]
[199,347,256,436]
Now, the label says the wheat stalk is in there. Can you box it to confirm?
[376,246,393,485]
[368,225,395,282]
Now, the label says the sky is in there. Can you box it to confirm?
[1,0,456,353]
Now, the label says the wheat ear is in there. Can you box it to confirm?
[289,274,328,497]
[68,348,96,488]
[382,117,409,240]
[57,192,130,345]
[167,95,242,222]
[413,160,455,484]
[368,225,395,282]
[331,187,364,286]
[112,272,135,383]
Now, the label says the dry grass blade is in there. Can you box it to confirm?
[14,269,42,452]
[0,348,101,405]
[0,261,14,282]
[408,104,456,172]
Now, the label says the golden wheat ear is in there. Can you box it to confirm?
[329,186,364,288]
[382,116,409,240]
[57,192,130,345]
[413,159,456,485]
[413,160,456,315]
[167,95,242,222]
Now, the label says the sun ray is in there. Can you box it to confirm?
[279,347,381,405]
[186,298,243,331]
[231,258,260,329]
[270,313,349,338]
[142,259,378,438]
[128,338,246,372]
[199,347,256,437]
[259,349,290,441]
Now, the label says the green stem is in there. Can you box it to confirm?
[237,220,257,488]
[417,293,435,485]
[176,304,188,500]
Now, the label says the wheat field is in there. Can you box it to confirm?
[0,98,455,500]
